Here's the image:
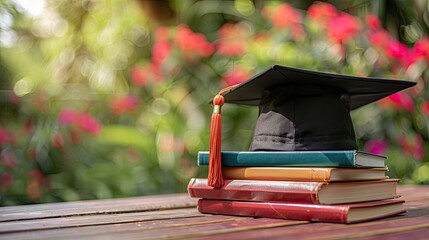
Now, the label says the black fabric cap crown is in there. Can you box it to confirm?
[220,65,416,151]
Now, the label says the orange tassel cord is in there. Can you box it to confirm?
[208,84,238,188]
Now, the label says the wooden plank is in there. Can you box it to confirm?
[357,227,429,240]
[398,186,429,201]
[196,206,429,240]
[0,193,194,214]
[73,217,307,240]
[0,215,244,240]
[0,185,427,240]
[0,215,305,240]
[0,208,202,233]
[0,194,197,222]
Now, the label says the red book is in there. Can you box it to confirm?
[188,178,399,204]
[197,199,406,224]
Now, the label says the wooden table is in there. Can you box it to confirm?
[1,185,428,240]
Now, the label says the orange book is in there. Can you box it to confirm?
[222,167,388,182]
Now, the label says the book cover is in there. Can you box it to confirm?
[197,199,406,224]
[188,178,399,205]
[197,151,386,168]
[222,167,388,182]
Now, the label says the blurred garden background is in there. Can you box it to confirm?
[0,0,428,206]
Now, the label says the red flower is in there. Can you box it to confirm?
[364,139,388,155]
[51,132,65,149]
[263,3,303,29]
[327,13,361,43]
[27,169,45,200]
[23,119,34,136]
[0,127,15,145]
[413,37,429,63]
[398,134,424,160]
[152,41,172,65]
[110,95,140,115]
[307,1,338,27]
[174,24,215,59]
[154,26,170,42]
[131,66,149,87]
[366,14,382,30]
[152,27,172,65]
[221,66,251,86]
[217,23,248,57]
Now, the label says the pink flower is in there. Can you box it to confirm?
[0,128,15,145]
[364,139,388,155]
[59,108,79,126]
[0,151,17,168]
[263,3,303,29]
[422,101,429,116]
[327,13,361,43]
[58,108,102,136]
[8,92,20,105]
[388,92,414,112]
[366,14,382,30]
[217,23,248,57]
[0,172,13,188]
[413,37,429,63]
[307,1,338,27]
[367,30,391,49]
[221,66,251,86]
[386,40,410,60]
[75,112,101,136]
[110,95,140,115]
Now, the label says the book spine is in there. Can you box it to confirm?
[222,167,332,182]
[197,151,356,167]
[188,178,322,204]
[197,199,349,223]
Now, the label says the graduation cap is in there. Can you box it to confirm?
[207,65,416,188]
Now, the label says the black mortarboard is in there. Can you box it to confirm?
[207,65,416,188]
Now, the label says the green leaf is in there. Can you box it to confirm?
[97,125,150,149]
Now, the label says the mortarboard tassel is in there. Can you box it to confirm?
[208,94,224,188]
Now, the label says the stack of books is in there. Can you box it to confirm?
[187,150,406,224]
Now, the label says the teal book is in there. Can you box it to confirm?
[197,151,386,168]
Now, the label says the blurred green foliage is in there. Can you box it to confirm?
[0,0,428,205]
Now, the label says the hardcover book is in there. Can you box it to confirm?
[188,178,399,204]
[197,151,386,168]
[197,199,406,224]
[222,167,388,182]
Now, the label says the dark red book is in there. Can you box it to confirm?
[188,178,399,204]
[197,199,406,224]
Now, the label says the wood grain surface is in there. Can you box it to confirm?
[0,185,428,240]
